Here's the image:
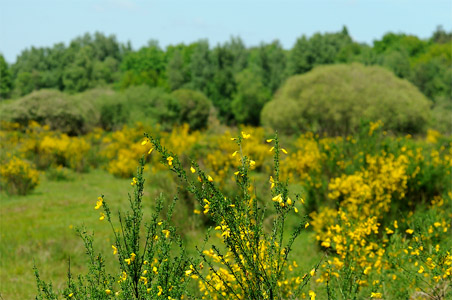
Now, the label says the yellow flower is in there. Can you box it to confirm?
[131,177,138,186]
[385,228,394,234]
[207,175,213,182]
[162,229,170,238]
[364,266,372,275]
[130,252,136,262]
[193,209,201,214]
[232,151,238,157]
[148,147,154,154]
[418,266,424,273]
[294,207,299,213]
[105,289,111,295]
[241,131,250,139]
[141,139,148,146]
[190,166,196,173]
[167,156,174,166]
[433,222,441,227]
[266,139,273,143]
[371,292,382,298]
[269,176,275,189]
[305,222,310,228]
[120,271,127,282]
[281,148,288,154]
[157,286,163,296]
[406,229,414,234]
[140,276,148,285]
[310,269,315,276]
[308,290,316,300]
[112,245,117,255]
[99,212,105,221]
[250,160,256,167]
[68,293,73,297]
[94,197,103,210]
[321,240,330,247]
[272,194,283,203]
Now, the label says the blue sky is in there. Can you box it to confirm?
[1,0,451,63]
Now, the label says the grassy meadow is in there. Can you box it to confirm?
[0,119,451,299]
[1,27,451,300]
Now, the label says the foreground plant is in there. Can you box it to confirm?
[35,157,191,299]
[145,131,317,299]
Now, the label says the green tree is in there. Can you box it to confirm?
[167,50,186,91]
[250,40,288,93]
[63,46,94,92]
[208,37,248,122]
[231,69,271,125]
[0,54,13,99]
[289,27,353,74]
[431,25,452,44]
[189,40,213,93]
[379,50,411,78]
[92,56,120,85]
[119,40,166,88]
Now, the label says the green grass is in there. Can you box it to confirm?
[0,169,132,299]
[0,168,322,299]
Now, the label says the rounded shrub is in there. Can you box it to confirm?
[261,63,432,135]
[171,89,212,130]
[2,89,97,135]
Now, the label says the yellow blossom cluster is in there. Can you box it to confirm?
[199,230,306,300]
[0,155,40,195]
[280,132,326,182]
[327,153,408,219]
[204,126,272,184]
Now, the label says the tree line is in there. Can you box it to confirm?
[0,26,450,125]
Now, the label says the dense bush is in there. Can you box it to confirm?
[2,89,97,135]
[171,89,212,130]
[261,63,432,135]
[121,85,179,129]
[99,100,130,131]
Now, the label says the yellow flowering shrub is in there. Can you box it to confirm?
[38,134,91,172]
[203,126,271,184]
[199,239,306,300]
[426,129,441,144]
[100,124,155,177]
[328,153,409,219]
[280,132,325,182]
[101,124,201,177]
[154,124,202,171]
[0,156,40,195]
